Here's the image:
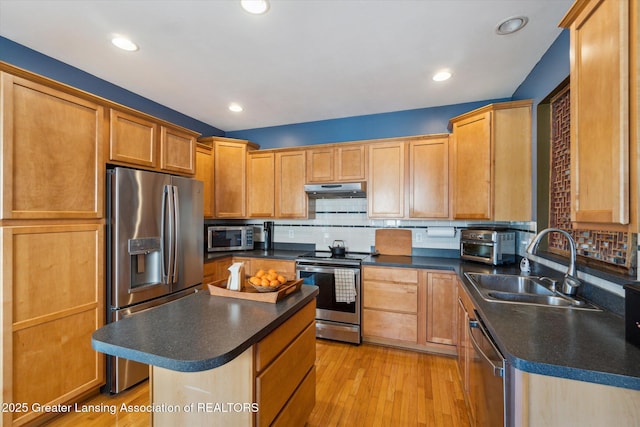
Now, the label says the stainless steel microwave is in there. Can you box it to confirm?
[460,229,515,265]
[207,226,254,252]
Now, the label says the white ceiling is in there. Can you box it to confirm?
[0,0,572,132]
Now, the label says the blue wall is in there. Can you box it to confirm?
[226,99,509,149]
[0,37,224,137]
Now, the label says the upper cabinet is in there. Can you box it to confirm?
[0,72,104,219]
[560,0,638,229]
[247,151,276,218]
[306,144,367,183]
[198,136,258,219]
[275,150,308,218]
[409,135,450,219]
[368,141,406,218]
[449,100,532,221]
[195,143,215,218]
[109,108,197,176]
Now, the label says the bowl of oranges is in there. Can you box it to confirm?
[248,269,288,292]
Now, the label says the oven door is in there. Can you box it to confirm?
[296,264,360,325]
[461,240,497,264]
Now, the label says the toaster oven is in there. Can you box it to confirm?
[460,229,516,265]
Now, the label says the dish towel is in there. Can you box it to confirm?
[334,269,357,303]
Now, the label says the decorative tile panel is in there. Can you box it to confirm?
[549,86,633,268]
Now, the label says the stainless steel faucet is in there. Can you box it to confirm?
[526,228,581,295]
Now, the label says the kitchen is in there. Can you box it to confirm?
[1,0,639,426]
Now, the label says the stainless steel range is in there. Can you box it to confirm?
[296,251,368,344]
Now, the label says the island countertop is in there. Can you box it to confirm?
[92,285,319,372]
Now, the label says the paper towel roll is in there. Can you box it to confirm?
[426,227,456,238]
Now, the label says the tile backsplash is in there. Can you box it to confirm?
[240,198,535,254]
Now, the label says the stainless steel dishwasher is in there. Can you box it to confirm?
[469,310,509,426]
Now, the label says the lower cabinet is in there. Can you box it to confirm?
[1,224,104,426]
[203,256,233,285]
[456,280,476,425]
[362,266,457,353]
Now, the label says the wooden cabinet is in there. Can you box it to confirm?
[255,302,316,426]
[368,141,406,218]
[409,135,450,218]
[152,301,316,427]
[275,150,308,218]
[2,224,104,426]
[560,0,638,228]
[362,266,419,343]
[306,144,366,183]
[233,257,296,281]
[1,72,104,220]
[426,272,457,346]
[247,151,276,218]
[109,108,197,176]
[198,136,258,218]
[195,143,214,218]
[456,280,476,424]
[203,256,233,285]
[449,100,532,221]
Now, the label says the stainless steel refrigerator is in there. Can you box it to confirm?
[105,167,203,393]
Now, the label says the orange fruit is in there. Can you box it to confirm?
[268,269,277,275]
[256,270,265,278]
[277,275,286,284]
[270,279,280,287]
[261,278,270,287]
[249,277,261,286]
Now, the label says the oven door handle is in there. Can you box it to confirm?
[469,320,504,378]
[461,240,495,246]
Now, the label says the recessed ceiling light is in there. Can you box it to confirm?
[495,16,528,35]
[432,71,452,82]
[229,103,244,112]
[111,36,139,52]
[241,0,269,14]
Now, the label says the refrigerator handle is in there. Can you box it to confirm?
[161,185,171,284]
[171,185,179,284]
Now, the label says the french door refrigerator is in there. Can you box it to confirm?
[105,167,203,393]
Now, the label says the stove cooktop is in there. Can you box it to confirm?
[297,251,370,262]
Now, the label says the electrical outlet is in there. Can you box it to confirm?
[288,229,294,238]
[415,232,423,243]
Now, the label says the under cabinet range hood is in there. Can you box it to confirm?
[304,182,366,199]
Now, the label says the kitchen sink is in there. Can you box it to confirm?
[464,273,600,311]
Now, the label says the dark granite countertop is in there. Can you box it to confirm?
[92,285,318,372]
[205,249,305,262]
[363,254,640,391]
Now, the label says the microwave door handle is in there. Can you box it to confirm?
[161,185,170,284]
[171,185,179,284]
[468,320,504,377]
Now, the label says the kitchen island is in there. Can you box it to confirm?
[92,285,319,426]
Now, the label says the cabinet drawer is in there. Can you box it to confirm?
[271,366,316,427]
[362,309,417,342]
[363,266,418,283]
[363,281,418,313]
[256,323,316,426]
[255,300,315,371]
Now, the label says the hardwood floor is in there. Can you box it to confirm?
[47,340,470,426]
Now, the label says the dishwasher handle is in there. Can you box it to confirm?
[469,319,505,378]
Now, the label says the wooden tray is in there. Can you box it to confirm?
[207,279,303,303]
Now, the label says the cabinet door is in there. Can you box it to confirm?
[452,112,491,220]
[569,0,630,225]
[2,224,104,426]
[195,144,214,218]
[426,273,457,346]
[109,108,157,169]
[275,150,307,218]
[336,144,366,181]
[368,142,405,218]
[306,147,334,183]
[247,152,275,218]
[214,141,247,218]
[409,136,449,218]
[1,73,104,219]
[160,125,196,175]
